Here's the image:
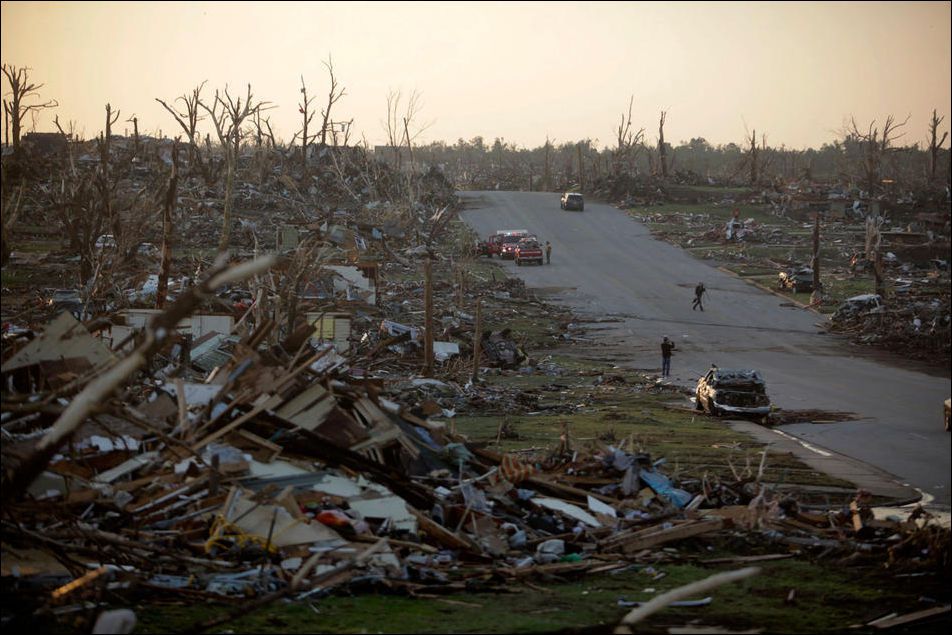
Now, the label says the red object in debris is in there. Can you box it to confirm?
[315,509,351,527]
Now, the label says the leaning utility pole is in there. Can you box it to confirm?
[472,298,482,384]
[577,143,584,191]
[810,212,821,306]
[543,137,551,190]
[423,260,434,377]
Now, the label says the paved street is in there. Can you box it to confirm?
[461,191,952,508]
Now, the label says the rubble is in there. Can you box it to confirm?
[3,266,949,631]
[2,123,949,633]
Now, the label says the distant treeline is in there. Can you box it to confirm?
[407,134,951,192]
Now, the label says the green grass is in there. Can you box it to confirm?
[453,364,854,490]
[131,555,948,634]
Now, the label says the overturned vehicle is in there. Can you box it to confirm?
[695,367,771,423]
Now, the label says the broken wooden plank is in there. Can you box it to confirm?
[604,518,725,554]
[408,507,476,552]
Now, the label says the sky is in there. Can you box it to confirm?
[2,1,950,151]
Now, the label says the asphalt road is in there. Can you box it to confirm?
[460,191,952,508]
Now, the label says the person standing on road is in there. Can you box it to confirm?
[545,241,552,264]
[661,336,676,378]
[692,282,706,311]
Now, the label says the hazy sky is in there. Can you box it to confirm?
[2,1,950,150]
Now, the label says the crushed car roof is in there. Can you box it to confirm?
[711,369,765,384]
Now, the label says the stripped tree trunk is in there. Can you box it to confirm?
[157,140,179,309]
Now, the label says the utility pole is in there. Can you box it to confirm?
[543,139,551,190]
[577,143,584,191]
[810,212,821,306]
[424,259,434,377]
[472,298,482,384]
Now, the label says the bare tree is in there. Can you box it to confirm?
[319,56,346,147]
[845,115,910,193]
[199,84,271,253]
[96,103,122,243]
[52,172,101,284]
[156,81,207,176]
[383,89,430,172]
[126,113,140,158]
[658,110,669,179]
[613,96,645,177]
[156,140,179,309]
[384,89,403,169]
[746,128,760,185]
[295,74,318,176]
[1,64,58,151]
[1,186,24,266]
[927,109,948,182]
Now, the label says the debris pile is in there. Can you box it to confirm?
[2,267,948,630]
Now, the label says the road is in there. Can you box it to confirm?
[460,191,952,508]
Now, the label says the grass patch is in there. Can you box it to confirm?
[131,556,948,634]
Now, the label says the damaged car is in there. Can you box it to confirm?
[832,294,884,321]
[695,366,771,422]
[778,266,814,293]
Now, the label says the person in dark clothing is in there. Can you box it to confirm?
[661,336,676,377]
[692,282,706,311]
[545,241,552,264]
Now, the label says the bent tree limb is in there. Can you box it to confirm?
[614,566,761,633]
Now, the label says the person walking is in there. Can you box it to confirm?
[661,336,676,378]
[692,282,706,311]
[545,241,552,264]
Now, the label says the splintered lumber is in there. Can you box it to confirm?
[700,553,796,565]
[1,257,276,506]
[469,446,618,504]
[614,567,761,633]
[409,507,475,551]
[498,560,594,579]
[602,518,724,553]
[868,605,951,629]
[196,539,389,633]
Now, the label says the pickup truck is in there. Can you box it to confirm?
[476,230,529,258]
[514,238,544,266]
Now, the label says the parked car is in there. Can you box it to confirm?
[832,294,884,321]
[944,398,950,432]
[95,234,117,250]
[514,238,544,266]
[560,192,584,211]
[137,242,160,258]
[47,288,83,319]
[778,267,815,293]
[695,366,771,422]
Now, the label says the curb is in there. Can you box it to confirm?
[728,420,922,507]
[716,265,829,320]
